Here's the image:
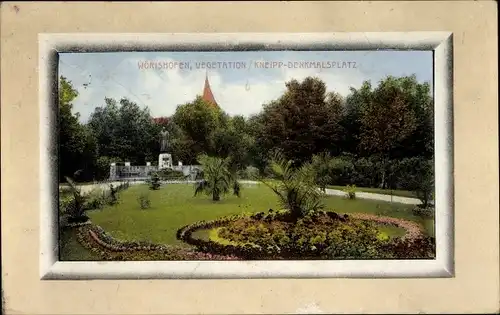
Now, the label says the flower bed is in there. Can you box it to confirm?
[348,213,424,240]
[75,223,240,261]
[177,210,435,260]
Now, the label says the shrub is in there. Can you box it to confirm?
[194,155,241,201]
[343,184,357,200]
[63,176,88,220]
[412,205,434,218]
[59,195,74,215]
[157,168,186,180]
[238,166,260,180]
[108,184,119,205]
[311,152,335,192]
[137,192,151,210]
[82,187,107,210]
[254,150,325,220]
[149,172,161,190]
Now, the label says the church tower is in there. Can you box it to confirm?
[202,73,218,108]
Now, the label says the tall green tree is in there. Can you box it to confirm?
[172,96,226,158]
[339,81,373,156]
[58,76,97,182]
[358,76,418,188]
[255,77,344,166]
[87,97,158,165]
[391,75,434,159]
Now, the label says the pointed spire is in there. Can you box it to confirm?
[202,72,218,108]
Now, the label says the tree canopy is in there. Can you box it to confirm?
[59,74,434,191]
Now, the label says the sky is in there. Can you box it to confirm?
[59,50,433,123]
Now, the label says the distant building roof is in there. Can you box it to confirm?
[153,74,218,122]
[202,74,218,108]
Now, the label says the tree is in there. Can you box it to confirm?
[255,77,344,166]
[210,115,253,171]
[392,76,434,159]
[87,97,158,165]
[255,150,325,220]
[172,96,227,158]
[58,76,98,182]
[339,81,373,156]
[358,76,418,188]
[194,154,241,201]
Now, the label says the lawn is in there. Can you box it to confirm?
[84,183,434,249]
[59,227,100,260]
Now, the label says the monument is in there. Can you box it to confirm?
[158,127,173,169]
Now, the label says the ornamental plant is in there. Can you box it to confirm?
[194,154,241,201]
[253,150,325,221]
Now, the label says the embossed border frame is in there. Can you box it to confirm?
[39,32,453,280]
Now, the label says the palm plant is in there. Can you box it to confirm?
[63,175,88,221]
[194,154,241,201]
[255,151,325,220]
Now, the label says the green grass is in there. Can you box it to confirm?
[59,228,100,260]
[85,183,433,248]
[378,225,407,238]
[327,185,418,199]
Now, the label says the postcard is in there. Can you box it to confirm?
[35,33,454,279]
[2,1,498,314]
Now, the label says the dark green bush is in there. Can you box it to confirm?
[412,205,434,218]
[108,184,119,205]
[343,184,357,200]
[157,169,186,180]
[149,172,161,190]
[137,192,151,210]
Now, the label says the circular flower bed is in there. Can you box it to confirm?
[75,223,240,261]
[177,210,435,260]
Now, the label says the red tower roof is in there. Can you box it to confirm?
[202,74,218,107]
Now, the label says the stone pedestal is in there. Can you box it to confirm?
[159,153,173,169]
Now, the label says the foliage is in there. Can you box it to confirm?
[255,151,325,220]
[60,74,434,195]
[88,98,159,166]
[108,184,119,205]
[58,76,98,182]
[238,166,260,180]
[359,77,418,155]
[194,154,241,201]
[412,206,434,218]
[392,158,434,205]
[137,192,151,210]
[63,175,89,222]
[413,160,434,207]
[311,152,335,192]
[83,188,107,210]
[253,77,345,165]
[149,171,161,190]
[171,97,227,163]
[156,168,186,180]
[177,211,435,260]
[343,184,357,200]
